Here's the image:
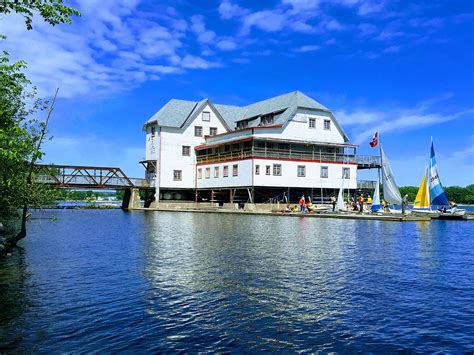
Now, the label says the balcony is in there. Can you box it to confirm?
[196,148,359,165]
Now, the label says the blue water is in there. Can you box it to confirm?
[1,210,473,352]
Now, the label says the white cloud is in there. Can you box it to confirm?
[219,0,249,19]
[294,44,321,52]
[190,15,216,44]
[0,1,221,99]
[335,97,474,145]
[180,55,221,69]
[216,39,238,51]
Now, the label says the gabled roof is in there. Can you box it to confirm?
[144,91,348,141]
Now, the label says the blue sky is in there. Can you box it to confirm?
[1,0,473,186]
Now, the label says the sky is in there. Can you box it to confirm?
[0,0,473,186]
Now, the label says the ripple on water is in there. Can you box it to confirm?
[0,210,473,352]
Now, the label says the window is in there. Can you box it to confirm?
[209,127,217,136]
[214,167,219,178]
[297,165,306,177]
[260,113,274,126]
[202,111,210,121]
[265,165,271,175]
[205,167,210,179]
[173,170,182,181]
[151,126,156,137]
[273,164,282,176]
[194,126,203,137]
[233,164,238,176]
[197,168,202,179]
[223,166,229,177]
[255,165,260,175]
[324,120,331,130]
[182,145,190,156]
[320,166,328,178]
[309,118,316,129]
[224,145,230,152]
[342,167,350,179]
[237,120,248,129]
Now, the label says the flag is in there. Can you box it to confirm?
[369,132,378,147]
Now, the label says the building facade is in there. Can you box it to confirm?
[143,91,360,203]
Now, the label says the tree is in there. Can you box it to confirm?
[0,0,80,30]
[0,48,55,224]
[0,1,80,242]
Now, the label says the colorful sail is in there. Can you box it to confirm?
[429,140,449,206]
[413,168,430,209]
[371,176,382,211]
[380,146,403,205]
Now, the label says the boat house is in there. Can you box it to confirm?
[142,91,367,204]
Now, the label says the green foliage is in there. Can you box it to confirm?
[399,186,418,202]
[0,0,80,30]
[399,185,474,204]
[53,189,118,201]
[0,49,55,220]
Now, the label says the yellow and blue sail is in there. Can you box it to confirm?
[429,141,449,206]
[413,168,430,209]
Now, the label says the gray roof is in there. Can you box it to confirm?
[145,91,348,140]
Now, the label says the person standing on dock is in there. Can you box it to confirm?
[358,195,364,213]
[299,195,306,213]
[331,196,336,212]
[402,194,408,214]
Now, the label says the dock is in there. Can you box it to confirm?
[137,204,432,222]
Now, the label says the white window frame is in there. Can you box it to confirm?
[209,127,217,136]
[273,164,282,176]
[324,119,331,130]
[205,167,210,179]
[194,126,203,137]
[202,111,210,122]
[182,145,190,156]
[265,165,271,175]
[297,165,306,177]
[214,166,219,178]
[255,164,260,175]
[308,118,316,129]
[223,166,229,177]
[197,168,202,179]
[342,167,350,179]
[232,164,238,176]
[320,166,328,178]
[173,170,182,181]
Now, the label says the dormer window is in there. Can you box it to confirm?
[237,120,248,130]
[202,112,210,122]
[260,114,274,126]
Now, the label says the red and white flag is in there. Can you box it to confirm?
[369,132,378,147]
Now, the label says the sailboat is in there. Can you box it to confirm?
[380,145,403,212]
[412,139,465,218]
[371,176,382,212]
[412,167,438,216]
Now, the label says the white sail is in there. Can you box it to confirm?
[371,176,382,211]
[380,146,402,205]
[336,188,345,211]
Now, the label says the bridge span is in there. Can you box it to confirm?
[35,164,153,189]
[35,164,154,209]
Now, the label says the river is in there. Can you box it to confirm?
[1,209,473,352]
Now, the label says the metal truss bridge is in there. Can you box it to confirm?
[35,164,153,189]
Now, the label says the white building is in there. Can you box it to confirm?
[143,91,361,204]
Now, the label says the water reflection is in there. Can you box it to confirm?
[1,210,473,352]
